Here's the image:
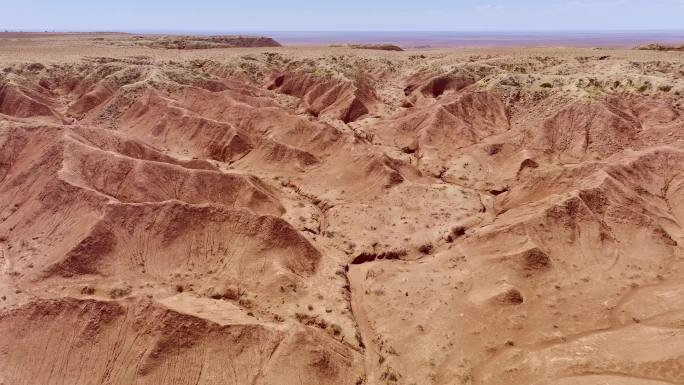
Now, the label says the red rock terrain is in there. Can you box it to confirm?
[1,34,684,385]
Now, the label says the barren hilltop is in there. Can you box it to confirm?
[1,33,684,385]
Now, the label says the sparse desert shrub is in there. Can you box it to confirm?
[26,62,45,72]
[329,323,342,336]
[109,285,131,299]
[294,312,329,329]
[355,329,365,348]
[207,285,246,301]
[381,368,400,382]
[238,297,253,309]
[80,285,96,295]
[446,226,466,243]
[351,249,407,264]
[418,243,433,254]
[540,82,553,88]
[523,248,551,272]
[499,289,524,305]
[294,312,307,322]
[485,143,504,155]
[401,145,416,154]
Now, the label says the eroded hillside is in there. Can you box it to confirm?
[1,34,684,385]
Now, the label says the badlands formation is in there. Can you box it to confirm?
[1,33,684,385]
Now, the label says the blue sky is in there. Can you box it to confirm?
[1,0,683,31]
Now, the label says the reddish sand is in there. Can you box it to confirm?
[1,33,684,385]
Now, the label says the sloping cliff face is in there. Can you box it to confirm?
[142,35,283,49]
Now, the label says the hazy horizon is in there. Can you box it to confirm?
[4,30,683,48]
